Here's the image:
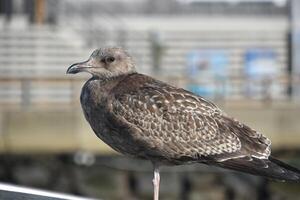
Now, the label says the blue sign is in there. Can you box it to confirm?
[186,49,229,98]
[187,49,229,78]
[245,49,279,78]
[244,48,281,99]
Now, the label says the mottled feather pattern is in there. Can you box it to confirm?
[111,74,271,164]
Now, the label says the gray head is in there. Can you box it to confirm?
[67,47,136,78]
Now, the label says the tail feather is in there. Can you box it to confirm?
[214,156,300,182]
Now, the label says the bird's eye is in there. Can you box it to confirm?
[105,56,115,63]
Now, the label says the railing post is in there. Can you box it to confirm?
[21,78,31,109]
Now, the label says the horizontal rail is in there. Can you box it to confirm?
[0,74,298,111]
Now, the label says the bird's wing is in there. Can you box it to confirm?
[111,80,271,164]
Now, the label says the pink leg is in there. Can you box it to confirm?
[152,165,160,200]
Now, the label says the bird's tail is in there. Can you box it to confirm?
[214,156,300,182]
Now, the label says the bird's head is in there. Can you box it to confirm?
[67,47,136,78]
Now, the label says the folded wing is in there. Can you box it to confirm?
[110,75,271,164]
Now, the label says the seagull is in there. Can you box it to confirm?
[67,47,300,200]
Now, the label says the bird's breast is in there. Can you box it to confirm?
[80,79,138,155]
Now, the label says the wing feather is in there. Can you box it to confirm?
[111,80,271,164]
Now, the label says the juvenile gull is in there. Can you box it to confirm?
[67,47,300,200]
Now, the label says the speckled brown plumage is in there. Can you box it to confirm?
[109,73,271,164]
[67,48,300,189]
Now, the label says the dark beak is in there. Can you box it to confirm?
[66,60,90,74]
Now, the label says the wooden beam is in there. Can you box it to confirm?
[34,0,45,24]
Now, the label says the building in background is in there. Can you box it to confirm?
[0,0,293,105]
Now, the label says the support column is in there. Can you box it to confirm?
[291,0,300,99]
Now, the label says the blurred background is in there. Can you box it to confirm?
[0,0,300,199]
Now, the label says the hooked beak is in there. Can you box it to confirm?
[66,59,95,74]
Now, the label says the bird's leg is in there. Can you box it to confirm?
[152,165,160,200]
